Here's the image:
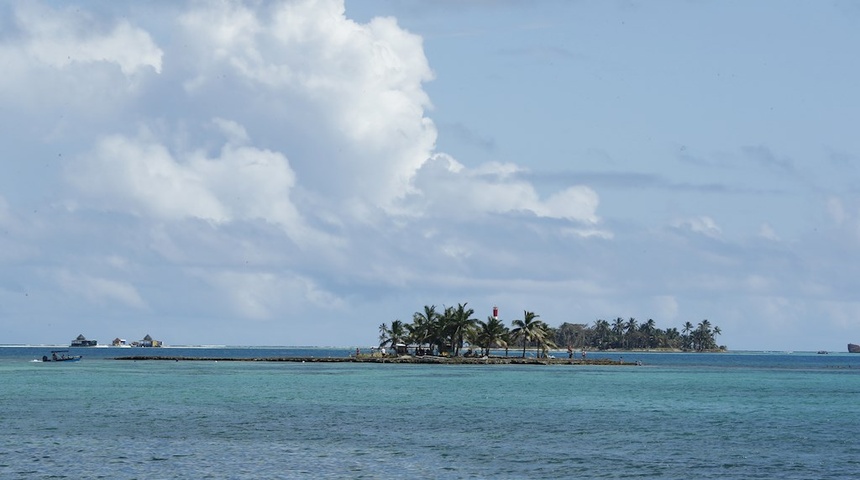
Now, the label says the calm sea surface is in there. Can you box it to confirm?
[1,347,859,479]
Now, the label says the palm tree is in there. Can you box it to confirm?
[682,321,694,335]
[443,303,477,356]
[592,319,611,350]
[410,305,439,354]
[501,329,513,357]
[682,321,694,351]
[476,316,509,356]
[640,319,657,349]
[664,327,681,349]
[611,317,625,348]
[378,323,389,348]
[511,311,547,358]
[379,320,407,351]
[624,317,638,349]
[693,319,714,351]
[537,324,558,358]
[436,306,456,355]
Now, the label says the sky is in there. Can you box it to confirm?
[1,0,859,351]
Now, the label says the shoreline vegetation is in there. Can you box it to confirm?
[378,304,726,359]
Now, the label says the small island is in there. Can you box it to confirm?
[376,303,725,360]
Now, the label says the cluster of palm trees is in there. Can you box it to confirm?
[378,304,557,358]
[555,318,723,352]
[378,305,724,356]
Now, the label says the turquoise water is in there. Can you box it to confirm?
[1,348,859,479]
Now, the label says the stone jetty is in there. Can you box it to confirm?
[113,355,633,365]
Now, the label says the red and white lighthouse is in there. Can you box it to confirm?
[492,306,499,319]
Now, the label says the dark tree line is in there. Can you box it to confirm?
[553,318,723,352]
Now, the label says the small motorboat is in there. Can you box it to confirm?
[42,350,82,362]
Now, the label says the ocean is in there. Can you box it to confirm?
[1,347,858,479]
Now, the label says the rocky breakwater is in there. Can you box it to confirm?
[113,355,634,365]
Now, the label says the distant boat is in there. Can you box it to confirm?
[70,334,97,347]
[817,350,829,355]
[41,350,82,362]
[849,343,860,354]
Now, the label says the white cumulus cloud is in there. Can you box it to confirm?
[673,216,722,238]
[0,2,162,109]
[409,153,602,224]
[177,0,436,215]
[66,123,315,244]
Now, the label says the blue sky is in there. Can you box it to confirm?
[1,0,858,350]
